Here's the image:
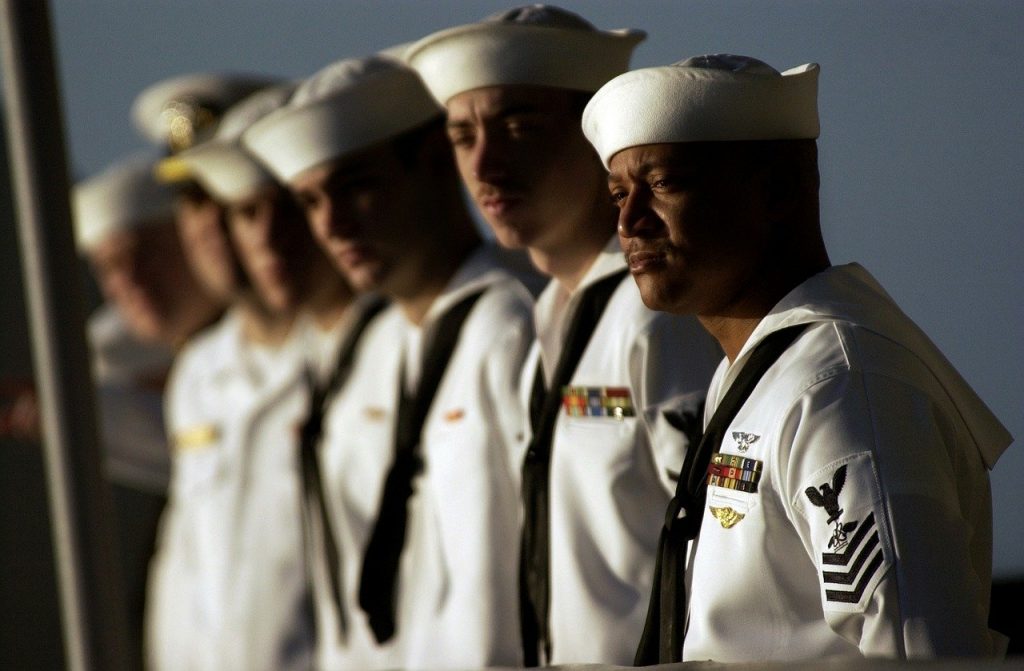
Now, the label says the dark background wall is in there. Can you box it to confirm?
[0,110,66,670]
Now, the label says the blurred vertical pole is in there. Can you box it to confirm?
[0,2,129,670]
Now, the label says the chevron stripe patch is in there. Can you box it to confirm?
[822,513,885,604]
[801,453,891,613]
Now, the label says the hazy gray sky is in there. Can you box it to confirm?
[45,0,1023,575]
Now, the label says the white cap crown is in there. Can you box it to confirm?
[406,4,645,104]
[242,54,441,183]
[131,72,277,152]
[174,83,296,202]
[73,154,175,252]
[583,54,820,168]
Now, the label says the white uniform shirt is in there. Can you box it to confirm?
[315,245,535,670]
[88,303,174,493]
[313,304,405,671]
[683,263,1013,661]
[526,236,721,665]
[147,308,314,671]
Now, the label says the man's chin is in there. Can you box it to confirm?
[488,221,535,251]
[125,315,165,343]
[262,292,294,316]
[341,268,381,295]
[634,275,679,314]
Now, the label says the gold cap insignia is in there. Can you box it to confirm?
[159,98,220,153]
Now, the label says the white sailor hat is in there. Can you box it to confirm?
[242,53,441,184]
[582,54,820,169]
[173,83,297,203]
[72,153,176,253]
[131,72,278,180]
[405,4,645,105]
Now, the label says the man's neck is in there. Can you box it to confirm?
[394,231,480,326]
[171,303,224,351]
[531,207,615,293]
[698,314,765,364]
[700,259,831,363]
[304,277,355,331]
[529,239,604,294]
[238,298,294,346]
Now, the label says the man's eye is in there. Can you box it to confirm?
[651,175,689,191]
[609,190,628,206]
[506,123,533,139]
[342,176,380,194]
[324,173,380,200]
[447,131,475,148]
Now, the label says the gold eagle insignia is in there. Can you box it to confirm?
[709,506,745,529]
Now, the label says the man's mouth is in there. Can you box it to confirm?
[336,243,373,270]
[627,248,667,273]
[478,191,524,217]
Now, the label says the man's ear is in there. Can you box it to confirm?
[418,125,460,178]
[759,147,801,225]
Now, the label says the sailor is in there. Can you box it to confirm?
[73,154,221,483]
[145,83,358,671]
[71,154,222,668]
[583,53,1014,661]
[74,154,221,353]
[407,6,722,666]
[132,72,275,308]
[244,54,536,669]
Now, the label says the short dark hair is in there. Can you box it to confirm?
[175,180,214,205]
[391,115,447,168]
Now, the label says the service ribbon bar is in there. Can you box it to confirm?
[707,451,763,493]
[562,385,635,420]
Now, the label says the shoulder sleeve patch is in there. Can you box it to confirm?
[796,451,893,613]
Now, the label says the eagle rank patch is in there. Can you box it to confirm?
[800,452,892,613]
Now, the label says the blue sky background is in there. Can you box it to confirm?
[45,0,1023,575]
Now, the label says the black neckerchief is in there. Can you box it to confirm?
[520,268,628,666]
[635,324,808,665]
[298,296,387,641]
[358,288,486,643]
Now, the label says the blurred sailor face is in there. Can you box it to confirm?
[290,142,436,297]
[226,183,327,313]
[445,85,607,255]
[608,142,771,316]
[174,183,241,302]
[89,220,204,343]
